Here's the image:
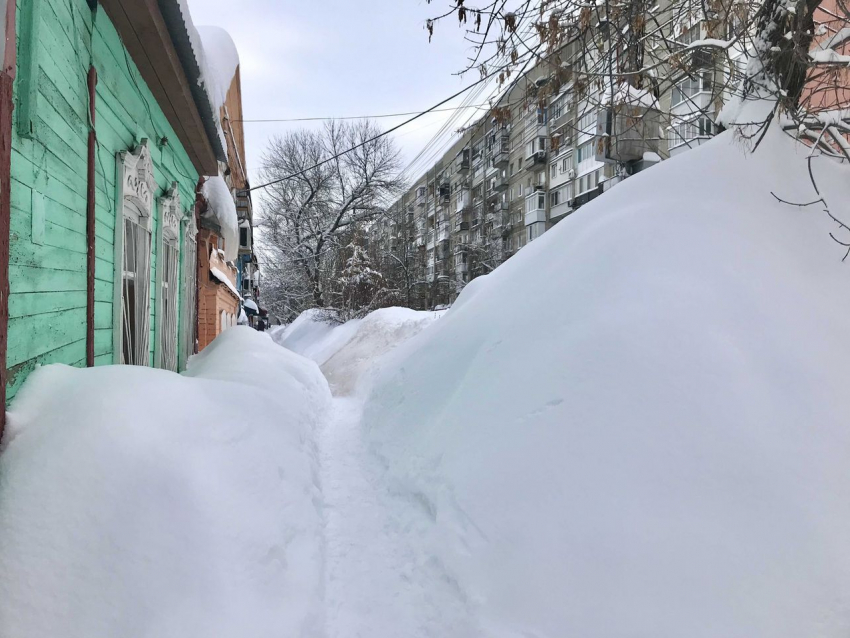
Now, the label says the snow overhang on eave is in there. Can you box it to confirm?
[98,0,227,176]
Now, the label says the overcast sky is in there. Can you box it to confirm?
[186,0,494,190]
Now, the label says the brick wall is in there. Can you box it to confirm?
[197,228,239,351]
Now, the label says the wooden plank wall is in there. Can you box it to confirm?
[8,0,200,400]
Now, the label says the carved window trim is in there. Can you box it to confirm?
[154,183,181,371]
[113,140,156,365]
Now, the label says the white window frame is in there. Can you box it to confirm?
[179,209,198,371]
[113,140,156,366]
[154,183,181,371]
[671,71,712,106]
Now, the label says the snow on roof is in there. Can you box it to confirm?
[210,265,242,300]
[201,176,239,261]
[243,298,259,312]
[196,26,240,111]
[599,83,659,109]
[170,0,230,153]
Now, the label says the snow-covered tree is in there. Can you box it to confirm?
[333,233,393,322]
[258,120,404,317]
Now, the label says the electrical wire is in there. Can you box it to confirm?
[232,104,495,123]
[249,59,524,193]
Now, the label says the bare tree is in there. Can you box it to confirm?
[424,0,849,154]
[258,120,404,317]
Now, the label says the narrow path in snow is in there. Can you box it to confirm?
[318,394,472,637]
[319,396,423,636]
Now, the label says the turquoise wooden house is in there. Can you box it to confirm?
[0,0,233,433]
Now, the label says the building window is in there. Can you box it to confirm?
[551,97,563,120]
[578,110,596,135]
[677,23,701,46]
[577,168,602,195]
[525,192,546,213]
[155,184,181,372]
[561,157,571,173]
[577,141,594,163]
[180,212,198,370]
[668,117,717,149]
[114,142,156,366]
[671,71,712,106]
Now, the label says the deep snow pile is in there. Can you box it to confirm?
[275,307,444,396]
[0,328,331,638]
[363,129,850,637]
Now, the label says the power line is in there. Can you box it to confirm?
[233,104,493,123]
[248,60,526,193]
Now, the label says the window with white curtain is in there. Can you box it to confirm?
[114,141,156,367]
[121,203,152,365]
[155,186,182,371]
[179,212,198,370]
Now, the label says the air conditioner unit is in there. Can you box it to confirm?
[568,169,576,179]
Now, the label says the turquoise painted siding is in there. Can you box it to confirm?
[9,0,200,399]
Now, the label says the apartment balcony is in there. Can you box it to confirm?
[525,149,547,168]
[490,174,509,192]
[491,147,509,167]
[455,190,470,213]
[494,211,513,231]
[525,191,546,226]
[438,227,450,243]
[472,201,483,221]
[492,200,509,213]
[550,199,573,220]
[415,191,427,207]
[549,109,571,134]
[527,122,547,139]
[525,208,546,225]
[455,149,470,173]
[455,218,470,231]
[472,166,485,186]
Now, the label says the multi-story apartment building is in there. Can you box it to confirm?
[372,4,748,309]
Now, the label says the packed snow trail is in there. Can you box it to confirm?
[273,308,474,636]
[320,396,473,637]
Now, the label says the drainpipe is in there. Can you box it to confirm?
[86,66,98,367]
[193,178,204,356]
[0,0,18,438]
[544,100,552,229]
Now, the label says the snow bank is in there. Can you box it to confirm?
[363,129,850,637]
[319,308,444,396]
[275,307,443,396]
[201,175,239,261]
[0,328,332,638]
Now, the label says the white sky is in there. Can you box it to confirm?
[186,0,496,190]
